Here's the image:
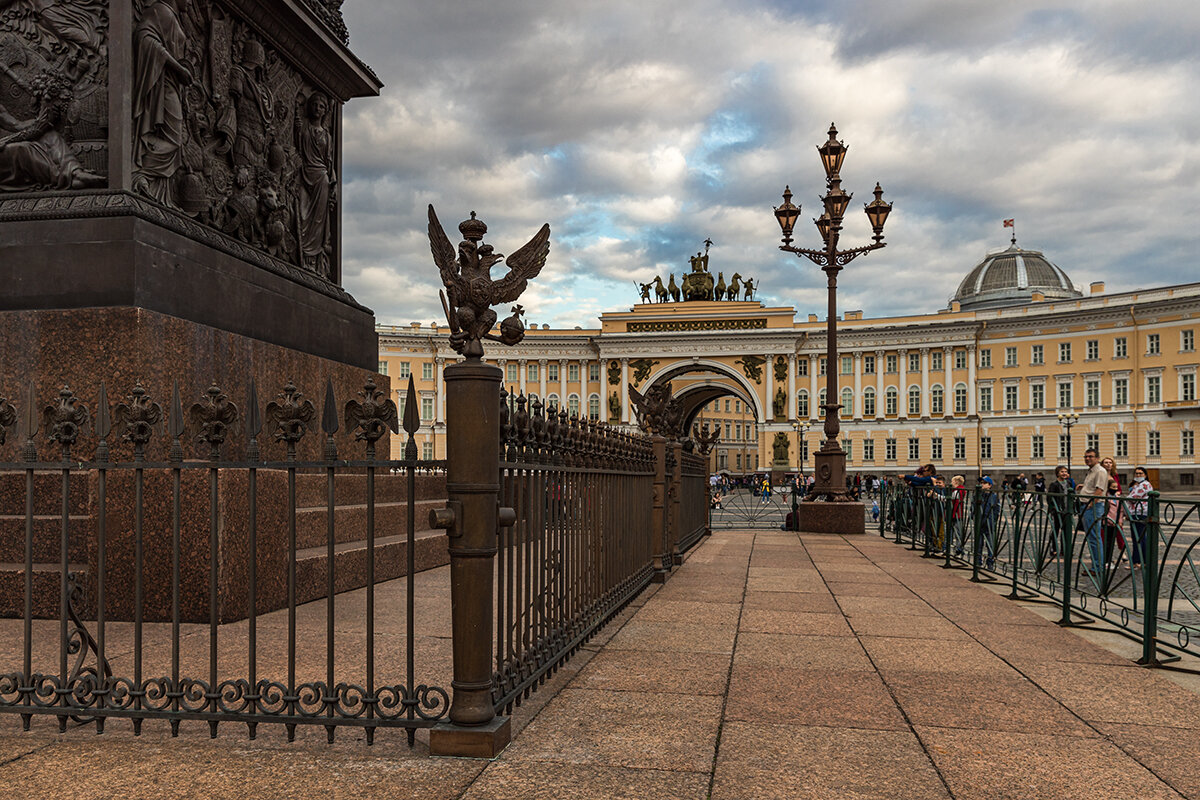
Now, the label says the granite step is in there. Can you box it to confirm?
[292,471,445,508]
[0,516,93,563]
[0,563,90,619]
[292,530,449,606]
[293,499,441,550]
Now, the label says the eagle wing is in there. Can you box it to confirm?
[492,223,550,305]
[427,204,461,293]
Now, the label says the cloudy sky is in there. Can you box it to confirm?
[338,1,1200,330]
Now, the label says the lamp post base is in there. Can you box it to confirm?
[797,501,866,535]
[809,448,849,497]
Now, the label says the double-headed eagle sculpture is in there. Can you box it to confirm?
[428,205,551,359]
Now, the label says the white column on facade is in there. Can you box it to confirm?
[765,354,774,421]
[620,358,630,423]
[943,346,954,418]
[496,359,508,393]
[875,349,885,420]
[809,355,819,420]
[538,358,548,400]
[968,346,978,416]
[559,358,568,407]
[787,354,796,421]
[853,351,863,420]
[921,347,930,419]
[898,349,908,420]
[518,358,527,394]
[435,357,446,423]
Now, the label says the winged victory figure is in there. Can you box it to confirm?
[428,204,551,359]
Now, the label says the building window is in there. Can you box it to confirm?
[863,355,876,374]
[527,363,539,382]
[819,357,827,376]
[1086,339,1099,360]
[1114,377,1129,406]
[885,438,897,460]
[1148,430,1161,457]
[1114,337,1128,358]
[1147,333,1160,355]
[1085,380,1100,408]
[568,364,580,382]
[1058,434,1068,459]
[1032,435,1044,460]
[955,350,967,370]
[979,349,992,368]
[980,437,992,460]
[1058,342,1072,363]
[886,354,898,373]
[1115,432,1128,458]
[818,389,826,410]
[841,356,853,375]
[800,437,809,462]
[1031,383,1045,410]
[797,391,809,418]
[797,359,808,377]
[421,397,434,421]
[422,441,434,460]
[1031,345,1044,365]
[1086,433,1099,453]
[885,387,898,415]
[736,453,742,470]
[397,393,407,421]
[841,387,853,417]
[378,360,388,375]
[724,399,731,413]
[1058,382,1072,409]
[588,395,600,420]
[863,439,875,462]
[979,386,992,413]
[423,362,434,381]
[954,437,966,460]
[908,386,921,415]
[547,393,560,410]
[568,395,580,416]
[1183,330,1195,352]
[931,437,943,461]
[1005,436,1017,460]
[863,388,876,417]
[931,385,944,415]
[1182,373,1196,403]
[908,437,920,461]
[589,362,600,382]
[1183,430,1195,457]
[1005,347,1017,367]
[399,361,412,378]
[724,423,731,440]
[955,385,967,414]
[932,351,943,371]
[506,363,519,383]
[1147,375,1162,404]
[909,353,920,372]
[1004,384,1018,411]
[547,364,559,382]
[844,440,853,462]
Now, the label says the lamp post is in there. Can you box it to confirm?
[774,124,892,500]
[792,420,810,518]
[1057,411,1080,479]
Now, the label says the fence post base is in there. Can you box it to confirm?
[430,716,512,759]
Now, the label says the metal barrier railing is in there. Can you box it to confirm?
[880,482,1200,665]
[677,450,709,553]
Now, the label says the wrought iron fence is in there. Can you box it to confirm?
[677,449,709,553]
[493,392,655,713]
[880,482,1200,665]
[0,377,449,744]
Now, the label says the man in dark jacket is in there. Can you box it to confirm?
[1047,465,1075,558]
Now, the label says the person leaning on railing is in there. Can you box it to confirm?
[1077,447,1109,576]
[1126,467,1153,568]
[1047,465,1074,559]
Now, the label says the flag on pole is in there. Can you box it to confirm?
[1003,219,1014,228]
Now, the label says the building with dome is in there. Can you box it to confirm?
[378,240,1200,491]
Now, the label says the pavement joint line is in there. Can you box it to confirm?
[847,535,1195,796]
[705,531,753,800]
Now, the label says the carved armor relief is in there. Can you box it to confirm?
[0,0,108,189]
[131,0,340,280]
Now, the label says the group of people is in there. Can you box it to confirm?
[893,450,1155,574]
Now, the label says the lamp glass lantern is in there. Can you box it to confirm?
[818,123,847,178]
[774,186,801,243]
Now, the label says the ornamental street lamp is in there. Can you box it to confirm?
[1057,411,1081,480]
[774,124,891,501]
[792,420,810,521]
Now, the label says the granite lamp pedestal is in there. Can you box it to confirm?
[797,502,866,535]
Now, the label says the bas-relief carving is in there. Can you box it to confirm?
[0,0,108,190]
[131,0,340,280]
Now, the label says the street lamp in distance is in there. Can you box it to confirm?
[1057,411,1081,480]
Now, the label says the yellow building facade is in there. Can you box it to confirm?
[378,245,1200,490]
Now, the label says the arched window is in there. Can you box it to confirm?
[885,387,898,416]
[908,385,921,416]
[863,387,876,417]
[567,393,580,417]
[547,393,560,411]
[931,385,944,415]
[588,394,600,420]
[797,390,809,418]
[841,387,853,417]
[954,383,968,414]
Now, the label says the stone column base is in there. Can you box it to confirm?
[797,502,866,535]
[430,716,512,758]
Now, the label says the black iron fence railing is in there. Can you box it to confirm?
[493,393,655,713]
[880,483,1200,665]
[0,378,449,744]
[678,450,709,552]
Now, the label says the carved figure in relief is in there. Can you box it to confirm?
[0,0,106,75]
[132,0,192,207]
[773,387,786,420]
[774,356,787,382]
[629,358,658,385]
[736,355,764,383]
[607,390,620,422]
[772,432,790,463]
[220,165,259,242]
[607,361,620,386]
[222,37,274,168]
[296,91,335,277]
[0,69,102,189]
